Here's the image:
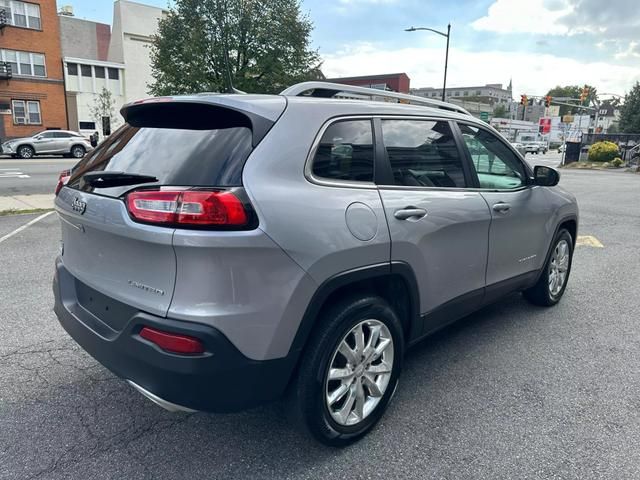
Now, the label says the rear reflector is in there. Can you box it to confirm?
[126,189,248,227]
[55,170,71,195]
[139,326,205,354]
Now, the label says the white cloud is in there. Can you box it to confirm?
[322,42,640,97]
[615,41,640,59]
[472,0,573,35]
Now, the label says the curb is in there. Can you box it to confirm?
[0,194,55,214]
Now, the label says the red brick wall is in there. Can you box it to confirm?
[327,74,411,94]
[96,22,111,61]
[0,0,67,140]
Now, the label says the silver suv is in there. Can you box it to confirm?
[2,129,92,159]
[52,83,578,446]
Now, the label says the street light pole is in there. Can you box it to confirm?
[442,23,450,102]
[405,24,451,102]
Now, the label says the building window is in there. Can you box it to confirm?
[32,53,45,76]
[79,121,96,130]
[0,0,41,29]
[80,64,92,77]
[476,90,482,96]
[0,49,45,77]
[454,91,460,96]
[94,66,105,79]
[108,68,119,80]
[463,91,468,96]
[67,63,78,75]
[12,100,41,125]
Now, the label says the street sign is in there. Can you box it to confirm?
[480,112,489,121]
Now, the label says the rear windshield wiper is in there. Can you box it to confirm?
[82,171,159,188]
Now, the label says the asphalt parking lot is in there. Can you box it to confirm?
[1,162,639,479]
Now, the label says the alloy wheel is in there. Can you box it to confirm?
[325,319,394,426]
[548,239,570,296]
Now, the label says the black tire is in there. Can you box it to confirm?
[17,145,34,159]
[294,295,404,447]
[71,145,85,158]
[524,229,573,306]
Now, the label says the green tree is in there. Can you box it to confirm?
[546,84,598,115]
[492,104,508,118]
[89,87,116,133]
[149,0,322,95]
[619,82,640,133]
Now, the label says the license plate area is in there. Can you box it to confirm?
[75,279,137,332]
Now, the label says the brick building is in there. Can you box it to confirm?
[0,0,67,141]
[325,73,411,94]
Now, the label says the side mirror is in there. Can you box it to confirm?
[533,165,560,186]
[34,135,42,140]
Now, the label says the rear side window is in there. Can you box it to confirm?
[67,121,253,197]
[312,120,374,183]
[381,120,467,188]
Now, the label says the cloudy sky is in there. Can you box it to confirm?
[64,0,640,98]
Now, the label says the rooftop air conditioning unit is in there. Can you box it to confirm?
[59,5,74,16]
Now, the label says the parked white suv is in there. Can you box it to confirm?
[1,130,93,159]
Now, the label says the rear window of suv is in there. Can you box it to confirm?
[66,111,254,197]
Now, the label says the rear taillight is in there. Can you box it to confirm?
[126,189,249,228]
[55,170,71,195]
[139,326,204,355]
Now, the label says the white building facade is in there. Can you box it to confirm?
[108,0,166,104]
[59,0,166,139]
[62,57,126,137]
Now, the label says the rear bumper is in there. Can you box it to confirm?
[53,257,296,413]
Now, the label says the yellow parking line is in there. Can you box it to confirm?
[576,235,604,248]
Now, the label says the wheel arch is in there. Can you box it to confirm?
[531,214,578,286]
[288,262,421,365]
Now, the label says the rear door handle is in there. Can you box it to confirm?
[492,202,511,213]
[394,208,428,220]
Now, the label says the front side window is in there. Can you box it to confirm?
[381,119,467,188]
[459,124,526,190]
[312,120,374,183]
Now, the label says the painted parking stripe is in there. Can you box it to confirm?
[0,211,54,245]
[576,235,604,248]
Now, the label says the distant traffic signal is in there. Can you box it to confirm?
[545,95,552,107]
[520,94,528,106]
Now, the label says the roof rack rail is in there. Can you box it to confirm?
[281,81,471,116]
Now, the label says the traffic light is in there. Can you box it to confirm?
[520,94,528,106]
[579,85,589,103]
[545,95,552,107]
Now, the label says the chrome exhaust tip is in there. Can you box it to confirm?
[127,380,197,413]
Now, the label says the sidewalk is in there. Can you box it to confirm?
[0,194,55,213]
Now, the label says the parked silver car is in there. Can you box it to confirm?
[53,83,578,446]
[1,130,93,159]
